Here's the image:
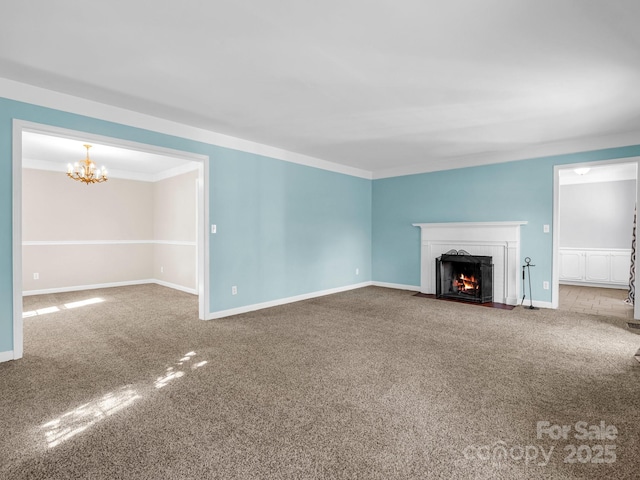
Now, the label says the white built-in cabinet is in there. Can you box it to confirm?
[559,248,631,288]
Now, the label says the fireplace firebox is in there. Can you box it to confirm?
[436,250,493,303]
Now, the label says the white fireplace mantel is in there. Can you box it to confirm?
[413,221,528,305]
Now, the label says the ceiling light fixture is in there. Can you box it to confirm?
[67,144,108,184]
[574,167,590,176]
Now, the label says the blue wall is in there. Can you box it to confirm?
[0,97,372,354]
[211,149,371,309]
[372,146,640,302]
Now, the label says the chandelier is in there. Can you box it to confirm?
[66,144,108,184]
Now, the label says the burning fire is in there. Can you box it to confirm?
[454,273,478,293]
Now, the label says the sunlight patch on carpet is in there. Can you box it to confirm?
[154,368,185,389]
[23,306,61,317]
[155,351,206,388]
[64,298,105,309]
[42,387,141,448]
[23,297,105,318]
[192,360,208,370]
[41,351,208,448]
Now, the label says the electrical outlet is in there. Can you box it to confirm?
[211,224,217,234]
[543,281,549,290]
[33,273,39,280]
[160,266,164,273]
[543,224,550,233]
[231,286,237,295]
[356,268,359,275]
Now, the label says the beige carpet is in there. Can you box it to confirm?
[1,285,639,479]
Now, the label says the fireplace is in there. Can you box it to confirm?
[436,250,493,303]
[413,222,526,305]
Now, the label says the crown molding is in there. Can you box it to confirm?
[0,77,372,180]
[372,130,640,179]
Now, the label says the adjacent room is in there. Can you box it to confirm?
[557,163,637,319]
[21,131,201,302]
[1,2,640,479]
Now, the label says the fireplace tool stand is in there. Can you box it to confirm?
[521,257,539,310]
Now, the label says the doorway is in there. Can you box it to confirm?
[553,159,639,320]
[12,120,210,359]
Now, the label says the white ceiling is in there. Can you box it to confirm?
[559,162,637,185]
[3,1,640,177]
[22,131,197,182]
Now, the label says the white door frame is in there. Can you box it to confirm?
[552,157,639,320]
[12,119,211,360]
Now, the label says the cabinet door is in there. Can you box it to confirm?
[585,252,610,282]
[559,251,584,280]
[611,252,631,284]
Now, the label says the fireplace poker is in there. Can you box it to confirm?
[521,257,539,310]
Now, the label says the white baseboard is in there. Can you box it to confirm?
[0,350,15,363]
[560,281,628,290]
[153,279,197,295]
[23,279,155,296]
[206,282,373,320]
[23,278,196,296]
[371,281,420,291]
[205,281,556,320]
[525,300,555,309]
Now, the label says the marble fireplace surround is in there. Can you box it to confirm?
[413,221,528,305]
